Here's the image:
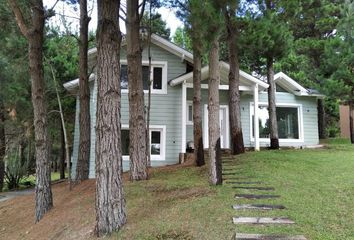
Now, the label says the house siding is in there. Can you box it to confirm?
[74,43,187,178]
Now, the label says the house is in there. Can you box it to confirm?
[64,34,324,179]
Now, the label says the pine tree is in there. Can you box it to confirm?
[8,0,53,222]
[126,0,149,181]
[223,0,245,155]
[76,0,91,181]
[95,0,126,235]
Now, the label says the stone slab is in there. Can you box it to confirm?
[235,194,280,199]
[233,204,286,210]
[235,233,307,240]
[232,186,275,191]
[233,217,295,224]
[227,181,262,184]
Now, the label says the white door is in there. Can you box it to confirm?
[203,105,229,149]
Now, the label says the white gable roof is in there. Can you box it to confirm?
[274,72,324,98]
[169,61,269,90]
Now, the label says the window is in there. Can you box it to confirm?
[120,61,167,94]
[187,101,193,125]
[250,104,303,141]
[121,125,166,160]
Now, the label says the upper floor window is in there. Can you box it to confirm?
[120,61,167,94]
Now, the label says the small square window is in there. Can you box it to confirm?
[151,131,161,155]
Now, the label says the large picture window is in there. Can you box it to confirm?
[121,125,166,160]
[120,61,167,94]
[251,104,302,141]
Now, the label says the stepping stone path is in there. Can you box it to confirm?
[233,204,286,210]
[222,157,307,240]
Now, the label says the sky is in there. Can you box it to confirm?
[44,0,183,37]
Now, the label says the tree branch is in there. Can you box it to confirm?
[7,0,30,38]
[139,0,147,21]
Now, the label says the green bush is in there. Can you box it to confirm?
[4,153,28,190]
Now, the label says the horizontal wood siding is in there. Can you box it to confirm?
[86,43,186,176]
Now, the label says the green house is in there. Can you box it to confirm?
[64,34,324,178]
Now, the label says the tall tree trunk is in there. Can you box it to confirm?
[317,99,326,139]
[60,124,65,179]
[350,99,354,144]
[208,39,222,185]
[126,0,148,181]
[267,57,279,149]
[0,100,5,192]
[225,9,245,155]
[76,0,91,181]
[95,0,126,236]
[192,49,205,166]
[9,0,53,223]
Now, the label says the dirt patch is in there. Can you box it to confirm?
[0,163,206,240]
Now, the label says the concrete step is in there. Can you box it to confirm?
[232,186,275,191]
[235,194,280,199]
[233,204,286,210]
[235,233,307,240]
[233,217,295,225]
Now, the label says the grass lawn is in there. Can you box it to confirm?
[113,142,354,240]
[0,142,353,239]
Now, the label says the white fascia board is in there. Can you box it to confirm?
[86,34,194,64]
[219,61,269,90]
[63,73,95,91]
[151,34,193,63]
[274,72,308,94]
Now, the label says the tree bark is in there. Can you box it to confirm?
[192,49,205,166]
[126,0,148,181]
[225,9,245,155]
[0,100,5,192]
[95,0,126,236]
[60,124,65,179]
[76,0,91,181]
[208,39,222,185]
[267,57,279,149]
[350,100,354,144]
[317,99,326,139]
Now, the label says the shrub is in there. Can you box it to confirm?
[4,153,28,190]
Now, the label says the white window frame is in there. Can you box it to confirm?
[121,124,166,161]
[186,101,193,125]
[249,102,304,143]
[120,60,168,95]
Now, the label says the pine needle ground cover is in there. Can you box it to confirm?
[0,142,353,239]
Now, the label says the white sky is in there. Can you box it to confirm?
[44,0,183,37]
